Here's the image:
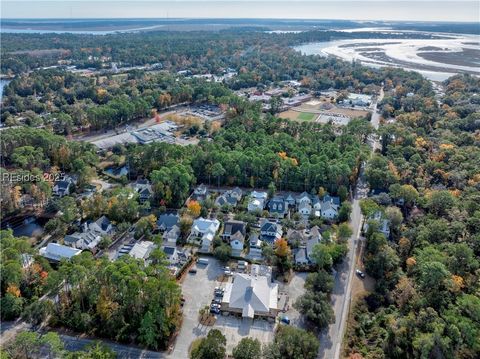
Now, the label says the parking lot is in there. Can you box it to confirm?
[169,257,225,358]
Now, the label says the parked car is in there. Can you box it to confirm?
[188,268,198,274]
[280,315,290,324]
[356,269,366,278]
[212,298,221,304]
[197,258,209,265]
[210,307,221,314]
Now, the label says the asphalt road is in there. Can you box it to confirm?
[60,334,165,359]
[317,89,383,359]
[1,322,165,359]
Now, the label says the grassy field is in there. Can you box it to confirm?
[297,112,316,121]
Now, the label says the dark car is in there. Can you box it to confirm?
[210,307,220,314]
[188,268,197,274]
[356,269,366,278]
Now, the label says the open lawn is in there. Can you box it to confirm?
[297,112,316,121]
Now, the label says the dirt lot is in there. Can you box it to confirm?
[278,110,301,120]
[351,238,375,300]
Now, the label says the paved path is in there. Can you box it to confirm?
[317,88,383,359]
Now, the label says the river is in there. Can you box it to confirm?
[294,32,480,82]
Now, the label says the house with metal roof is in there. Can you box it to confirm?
[128,241,155,261]
[40,243,82,262]
[189,217,220,252]
[247,191,268,213]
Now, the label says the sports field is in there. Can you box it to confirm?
[297,112,316,121]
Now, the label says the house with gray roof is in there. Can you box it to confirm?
[364,211,391,239]
[164,225,180,245]
[222,220,246,241]
[64,215,114,251]
[260,219,282,244]
[294,234,320,266]
[215,187,243,208]
[133,179,153,203]
[230,231,245,257]
[192,184,208,201]
[267,196,287,217]
[246,234,264,261]
[157,213,179,232]
[53,175,77,197]
[296,191,312,206]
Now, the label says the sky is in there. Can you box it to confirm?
[1,1,479,22]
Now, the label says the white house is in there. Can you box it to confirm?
[298,201,312,217]
[248,191,268,213]
[246,234,263,261]
[296,192,312,207]
[364,211,391,239]
[230,231,245,257]
[128,241,155,261]
[40,243,82,262]
[164,225,180,245]
[190,217,220,252]
[63,215,113,251]
[319,196,340,219]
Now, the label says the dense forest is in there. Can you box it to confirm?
[0,29,438,74]
[345,74,480,358]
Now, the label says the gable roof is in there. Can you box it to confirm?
[55,180,71,190]
[40,243,82,261]
[163,246,177,256]
[94,215,111,232]
[129,241,154,260]
[323,195,340,206]
[251,191,268,200]
[223,273,278,318]
[157,213,179,230]
[223,220,246,236]
[192,217,220,234]
[296,191,311,201]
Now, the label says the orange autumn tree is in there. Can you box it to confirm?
[274,238,291,257]
[187,200,201,218]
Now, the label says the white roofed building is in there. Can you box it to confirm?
[221,265,278,319]
[40,243,82,262]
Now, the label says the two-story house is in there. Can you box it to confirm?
[260,219,282,244]
[267,196,287,217]
[248,191,268,213]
